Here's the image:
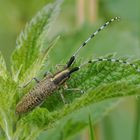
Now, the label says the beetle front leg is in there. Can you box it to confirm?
[55,64,67,71]
[43,71,53,78]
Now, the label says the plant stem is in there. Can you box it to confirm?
[134,99,140,140]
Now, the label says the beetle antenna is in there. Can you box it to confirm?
[66,17,120,68]
[79,58,140,72]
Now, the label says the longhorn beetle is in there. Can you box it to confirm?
[16,17,140,114]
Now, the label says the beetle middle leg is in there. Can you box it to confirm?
[21,77,40,88]
[63,82,84,94]
[59,87,83,104]
[64,88,84,94]
[59,88,84,104]
[59,83,84,104]
[59,92,67,104]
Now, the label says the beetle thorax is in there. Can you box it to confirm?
[52,69,70,85]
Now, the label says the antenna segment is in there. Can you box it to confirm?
[73,17,120,57]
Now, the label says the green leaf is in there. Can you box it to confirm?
[0,54,17,140]
[11,0,63,84]
[0,52,8,80]
[37,99,120,140]
[0,76,18,140]
[15,55,140,140]
[0,1,63,140]
[89,114,95,140]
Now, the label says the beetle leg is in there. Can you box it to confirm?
[63,82,84,94]
[59,92,67,104]
[21,77,40,88]
[43,71,52,78]
[64,88,84,94]
[55,64,66,70]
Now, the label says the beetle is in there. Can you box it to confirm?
[16,17,139,114]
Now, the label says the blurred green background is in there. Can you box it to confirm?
[0,0,140,140]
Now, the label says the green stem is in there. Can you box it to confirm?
[134,99,140,140]
[88,114,95,140]
[102,116,114,140]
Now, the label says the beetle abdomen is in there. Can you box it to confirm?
[16,78,57,114]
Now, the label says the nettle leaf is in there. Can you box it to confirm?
[11,0,63,84]
[42,99,121,140]
[0,1,63,140]
[0,75,18,140]
[0,52,8,80]
[14,56,140,140]
[0,53,16,140]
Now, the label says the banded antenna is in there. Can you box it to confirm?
[66,17,120,68]
[79,58,140,73]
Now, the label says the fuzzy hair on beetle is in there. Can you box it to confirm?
[16,16,140,114]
